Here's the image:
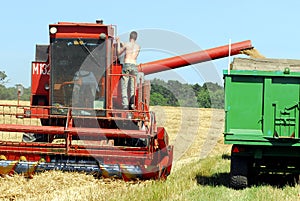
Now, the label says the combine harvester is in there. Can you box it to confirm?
[0,20,252,180]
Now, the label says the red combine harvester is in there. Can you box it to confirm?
[0,21,252,179]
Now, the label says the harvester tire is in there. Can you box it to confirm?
[230,155,248,189]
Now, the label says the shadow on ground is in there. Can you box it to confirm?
[196,173,299,188]
[196,172,231,187]
[196,155,300,188]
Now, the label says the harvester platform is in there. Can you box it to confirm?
[0,104,173,180]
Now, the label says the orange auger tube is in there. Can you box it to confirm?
[138,40,252,75]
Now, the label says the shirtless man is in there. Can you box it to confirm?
[116,31,140,109]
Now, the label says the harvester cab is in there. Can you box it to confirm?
[31,22,151,141]
[0,20,253,180]
[33,22,141,117]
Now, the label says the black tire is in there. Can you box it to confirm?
[230,175,248,189]
[230,155,249,189]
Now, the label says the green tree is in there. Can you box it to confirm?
[202,82,224,109]
[20,86,31,101]
[0,71,30,100]
[150,79,224,109]
[197,89,211,108]
[150,92,168,106]
[210,90,224,109]
[0,71,8,86]
[150,79,179,106]
[192,83,202,93]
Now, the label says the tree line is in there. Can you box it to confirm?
[150,79,224,109]
[0,71,30,101]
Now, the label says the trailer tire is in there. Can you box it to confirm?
[230,156,248,189]
[230,175,248,189]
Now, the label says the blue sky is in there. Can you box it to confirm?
[1,0,300,87]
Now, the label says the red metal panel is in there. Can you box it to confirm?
[30,107,49,118]
[0,124,65,135]
[51,33,106,39]
[0,124,151,138]
[0,141,149,152]
[110,64,122,108]
[111,64,122,96]
[70,127,150,138]
[31,62,50,95]
[49,23,114,39]
[0,146,149,161]
[157,127,168,149]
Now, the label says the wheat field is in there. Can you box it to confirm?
[0,101,229,201]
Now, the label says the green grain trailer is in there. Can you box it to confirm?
[224,65,300,189]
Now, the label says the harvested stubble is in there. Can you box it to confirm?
[0,101,228,200]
